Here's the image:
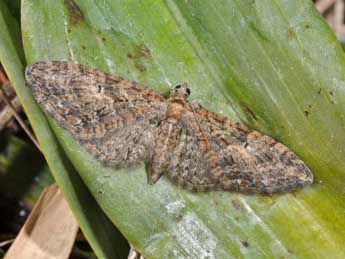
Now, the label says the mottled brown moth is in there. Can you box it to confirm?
[25,61,313,194]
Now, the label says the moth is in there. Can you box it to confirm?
[25,61,313,194]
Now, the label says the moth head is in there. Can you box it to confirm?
[171,82,191,99]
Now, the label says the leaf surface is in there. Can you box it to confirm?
[21,0,345,258]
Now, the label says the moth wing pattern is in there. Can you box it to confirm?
[25,61,167,167]
[26,61,313,194]
[167,119,218,191]
[168,107,313,194]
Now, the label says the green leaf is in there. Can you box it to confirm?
[0,1,128,258]
[21,0,345,258]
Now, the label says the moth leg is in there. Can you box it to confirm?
[148,120,181,184]
[190,100,203,109]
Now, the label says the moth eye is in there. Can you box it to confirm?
[186,88,191,96]
[175,84,181,89]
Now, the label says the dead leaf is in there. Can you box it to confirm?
[5,184,78,259]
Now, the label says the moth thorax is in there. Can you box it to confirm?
[166,102,184,120]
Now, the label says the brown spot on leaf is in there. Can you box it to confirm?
[127,44,151,73]
[304,104,312,117]
[329,91,335,103]
[241,240,249,248]
[139,45,151,58]
[231,199,243,212]
[134,62,147,72]
[239,102,258,123]
[65,0,84,25]
[127,44,151,60]
[288,28,296,40]
[304,110,309,117]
